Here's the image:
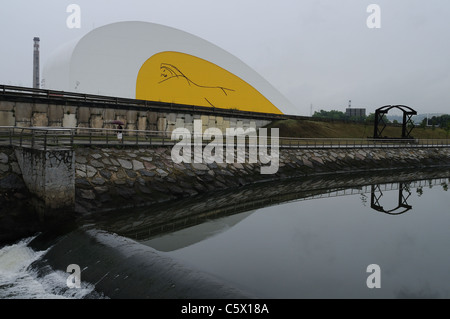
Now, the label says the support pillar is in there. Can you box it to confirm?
[14,146,75,213]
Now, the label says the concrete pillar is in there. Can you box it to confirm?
[157,118,167,132]
[14,147,75,213]
[138,116,148,135]
[63,114,77,128]
[0,111,15,126]
[127,110,138,124]
[175,118,185,129]
[15,103,33,122]
[77,107,91,125]
[104,109,116,122]
[32,113,48,127]
[90,115,104,129]
[48,105,64,126]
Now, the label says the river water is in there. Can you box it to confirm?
[1,168,449,299]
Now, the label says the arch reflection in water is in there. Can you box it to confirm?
[159,172,450,299]
[369,178,449,215]
[141,177,449,251]
[91,169,450,251]
[370,183,413,215]
[83,169,450,298]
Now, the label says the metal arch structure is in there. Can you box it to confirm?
[373,105,417,139]
[370,183,413,215]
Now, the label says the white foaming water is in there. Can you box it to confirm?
[0,237,101,299]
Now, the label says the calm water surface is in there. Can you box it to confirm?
[141,177,450,298]
[1,170,449,299]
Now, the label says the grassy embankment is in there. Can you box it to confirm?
[266,119,450,139]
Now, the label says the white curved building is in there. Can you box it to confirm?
[43,21,296,115]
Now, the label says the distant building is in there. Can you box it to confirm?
[346,108,366,118]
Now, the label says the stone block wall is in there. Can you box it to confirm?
[0,101,271,134]
[1,144,450,216]
[73,146,450,214]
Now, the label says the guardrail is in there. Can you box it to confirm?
[0,84,285,121]
[0,126,175,150]
[0,84,374,125]
[0,127,75,151]
[277,137,450,148]
[0,126,449,150]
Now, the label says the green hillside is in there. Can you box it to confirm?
[266,119,450,139]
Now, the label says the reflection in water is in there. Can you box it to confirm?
[370,183,413,215]
[90,170,450,245]
[140,178,449,251]
[83,169,450,298]
[370,178,448,215]
[142,210,256,252]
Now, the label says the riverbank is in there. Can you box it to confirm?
[88,166,450,244]
[1,145,450,219]
[9,166,450,299]
[72,146,450,214]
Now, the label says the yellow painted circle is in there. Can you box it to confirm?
[136,51,282,114]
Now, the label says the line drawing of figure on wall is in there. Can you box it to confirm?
[158,63,235,107]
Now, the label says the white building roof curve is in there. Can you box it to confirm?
[42,21,297,114]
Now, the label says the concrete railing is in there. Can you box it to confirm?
[0,126,449,150]
[0,84,285,121]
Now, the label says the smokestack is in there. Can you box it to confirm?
[33,37,40,89]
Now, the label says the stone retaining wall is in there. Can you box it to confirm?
[73,146,450,214]
[2,144,450,244]
[1,145,450,215]
[0,101,271,134]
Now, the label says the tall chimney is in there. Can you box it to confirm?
[33,37,40,89]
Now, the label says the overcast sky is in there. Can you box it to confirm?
[1,0,449,116]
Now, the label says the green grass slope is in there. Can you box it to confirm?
[266,119,450,139]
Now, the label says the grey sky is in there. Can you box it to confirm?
[1,0,449,116]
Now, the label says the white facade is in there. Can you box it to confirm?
[42,21,296,114]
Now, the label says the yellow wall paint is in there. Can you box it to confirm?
[136,51,282,114]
